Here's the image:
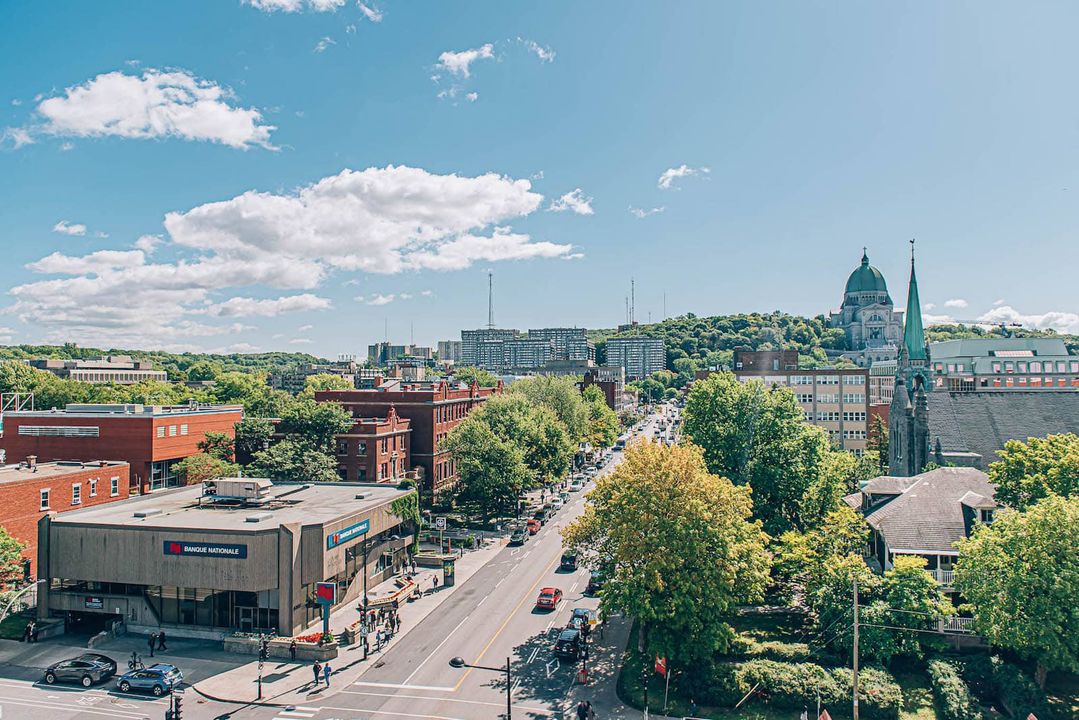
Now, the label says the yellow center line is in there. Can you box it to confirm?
[453,553,561,691]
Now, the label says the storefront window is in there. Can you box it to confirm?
[150,460,182,491]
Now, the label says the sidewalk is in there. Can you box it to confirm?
[191,536,507,707]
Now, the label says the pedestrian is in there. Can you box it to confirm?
[586,700,595,720]
[375,629,382,651]
[148,632,156,657]
[576,701,588,720]
[432,575,439,590]
[395,614,401,632]
[28,621,37,643]
[22,622,31,642]
[323,662,332,686]
[157,629,167,651]
[362,634,370,657]
[289,639,297,661]
[312,661,322,685]
[689,699,698,718]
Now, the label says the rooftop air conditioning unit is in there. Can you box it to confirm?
[134,508,163,518]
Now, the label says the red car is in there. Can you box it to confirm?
[535,587,563,610]
[527,519,541,534]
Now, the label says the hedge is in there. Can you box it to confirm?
[700,660,901,720]
[953,654,1053,720]
[728,635,814,662]
[927,658,983,720]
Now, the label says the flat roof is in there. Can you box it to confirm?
[0,460,128,485]
[50,480,412,532]
[8,403,243,419]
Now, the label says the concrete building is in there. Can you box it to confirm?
[605,336,666,381]
[0,459,130,577]
[730,351,870,454]
[269,360,357,395]
[28,356,167,385]
[37,480,417,638]
[333,406,412,483]
[437,340,463,365]
[869,360,897,405]
[316,379,499,498]
[526,328,595,362]
[927,338,1079,392]
[829,250,905,367]
[503,338,556,370]
[0,403,244,494]
[579,366,626,411]
[460,329,520,371]
[368,343,415,366]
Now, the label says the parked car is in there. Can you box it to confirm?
[586,570,605,594]
[533,508,550,525]
[568,607,596,629]
[509,527,528,545]
[550,497,564,510]
[554,627,582,659]
[116,663,183,696]
[44,654,117,687]
[560,552,578,571]
[559,491,570,503]
[569,479,584,492]
[535,587,563,610]
[527,518,541,534]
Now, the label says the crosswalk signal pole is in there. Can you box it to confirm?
[853,578,860,720]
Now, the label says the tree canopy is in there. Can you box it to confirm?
[451,366,499,387]
[443,420,529,519]
[0,526,26,589]
[562,441,770,667]
[989,433,1079,510]
[507,375,589,442]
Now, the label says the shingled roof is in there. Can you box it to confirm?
[928,391,1079,470]
[862,466,995,553]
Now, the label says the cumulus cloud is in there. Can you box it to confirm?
[23,69,275,149]
[548,188,594,215]
[9,164,574,348]
[1,127,34,149]
[466,92,479,102]
[922,313,956,326]
[944,298,968,309]
[628,206,665,219]
[366,294,396,305]
[202,293,331,317]
[658,164,710,190]
[437,44,495,78]
[977,305,1079,335]
[52,220,87,236]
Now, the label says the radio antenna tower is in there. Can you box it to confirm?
[486,271,495,329]
[631,278,636,327]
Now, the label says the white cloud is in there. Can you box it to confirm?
[27,69,275,149]
[202,293,332,317]
[628,205,665,219]
[59,141,75,152]
[222,342,261,353]
[134,234,163,254]
[993,298,1005,306]
[923,313,956,326]
[52,220,87,236]
[924,302,936,311]
[437,44,494,79]
[11,99,22,107]
[520,39,555,62]
[406,227,577,271]
[289,337,314,345]
[1,127,34,149]
[977,305,1079,335]
[243,0,345,11]
[27,250,145,274]
[357,2,383,21]
[657,164,710,190]
[345,24,357,33]
[466,92,478,102]
[94,231,109,239]
[366,294,396,306]
[944,298,968,309]
[298,324,314,332]
[314,37,336,53]
[548,188,594,215]
[420,290,432,297]
[0,326,14,343]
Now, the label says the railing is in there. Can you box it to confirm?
[931,568,956,585]
[939,616,975,634]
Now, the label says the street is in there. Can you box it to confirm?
[0,414,668,720]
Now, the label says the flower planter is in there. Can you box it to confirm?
[223,634,338,662]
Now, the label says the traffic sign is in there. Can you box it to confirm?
[434,516,447,530]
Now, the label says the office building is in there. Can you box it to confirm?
[269,360,357,395]
[437,340,463,365]
[0,403,243,494]
[503,338,556,370]
[28,356,167,385]
[605,336,666,381]
[927,338,1079,392]
[37,480,417,638]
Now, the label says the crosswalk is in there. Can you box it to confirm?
[274,706,320,719]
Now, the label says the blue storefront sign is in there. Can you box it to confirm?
[163,541,248,559]
[326,519,370,549]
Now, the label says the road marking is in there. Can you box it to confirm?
[527,646,541,664]
[493,577,504,588]
[0,693,150,719]
[454,553,561,690]
[324,705,468,720]
[353,680,456,691]
[277,710,317,719]
[401,614,471,685]
[476,594,488,607]
[569,580,579,592]
[339,691,555,714]
[545,619,554,631]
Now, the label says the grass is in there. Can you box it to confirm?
[1046,670,1079,720]
[0,613,31,640]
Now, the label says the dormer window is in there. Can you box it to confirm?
[980,509,994,523]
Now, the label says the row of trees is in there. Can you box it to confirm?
[444,376,620,518]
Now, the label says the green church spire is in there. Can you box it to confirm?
[903,239,927,361]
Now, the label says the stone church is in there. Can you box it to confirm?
[829,250,905,367]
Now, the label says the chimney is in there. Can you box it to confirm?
[27,455,37,470]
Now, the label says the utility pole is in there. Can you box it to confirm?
[631,277,636,329]
[487,271,495,329]
[853,578,860,720]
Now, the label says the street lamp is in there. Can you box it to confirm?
[449,656,512,720]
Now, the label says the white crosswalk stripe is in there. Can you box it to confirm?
[276,706,319,719]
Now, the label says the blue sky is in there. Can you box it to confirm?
[2,1,1078,356]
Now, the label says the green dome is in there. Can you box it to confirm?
[845,250,889,294]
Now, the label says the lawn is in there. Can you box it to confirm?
[0,613,31,640]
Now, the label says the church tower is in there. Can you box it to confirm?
[897,239,931,393]
[889,240,932,476]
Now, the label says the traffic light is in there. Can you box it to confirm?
[173,695,183,720]
[259,639,269,662]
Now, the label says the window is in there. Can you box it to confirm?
[842,375,865,385]
[843,411,867,422]
[1031,361,1042,373]
[357,441,367,456]
[169,425,178,437]
[40,489,50,511]
[842,393,865,404]
[992,362,1001,373]
[18,425,99,438]
[89,479,98,497]
[1057,361,1067,373]
[336,439,349,456]
[843,429,867,440]
[980,509,994,523]
[796,393,814,403]
[1071,362,1079,373]
[1017,362,1027,373]
[110,476,119,497]
[180,424,189,436]
[157,426,166,438]
[72,484,82,505]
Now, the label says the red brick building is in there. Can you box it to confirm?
[0,459,130,576]
[0,403,243,494]
[333,406,412,483]
[316,378,499,497]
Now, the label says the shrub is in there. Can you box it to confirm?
[927,658,983,720]
[830,666,903,720]
[726,635,812,662]
[991,661,1052,720]
[696,662,742,707]
[739,659,845,710]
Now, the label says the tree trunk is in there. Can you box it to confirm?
[637,620,647,653]
[1035,662,1047,689]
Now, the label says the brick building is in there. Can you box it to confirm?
[316,378,499,497]
[0,459,130,576]
[0,403,243,494]
[333,406,412,483]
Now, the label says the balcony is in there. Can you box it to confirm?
[939,616,975,634]
[930,568,956,586]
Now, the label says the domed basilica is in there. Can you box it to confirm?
[828,249,904,366]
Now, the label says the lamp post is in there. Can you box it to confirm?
[361,531,371,659]
[449,656,512,720]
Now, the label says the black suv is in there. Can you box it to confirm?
[560,553,578,571]
[554,628,582,660]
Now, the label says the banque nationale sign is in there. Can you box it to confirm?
[326,519,370,549]
[163,541,248,559]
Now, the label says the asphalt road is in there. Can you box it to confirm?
[0,411,670,720]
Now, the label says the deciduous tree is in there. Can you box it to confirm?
[508,375,589,442]
[989,433,1079,510]
[443,420,529,519]
[174,453,240,485]
[0,526,26,588]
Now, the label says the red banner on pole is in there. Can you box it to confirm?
[654,655,667,676]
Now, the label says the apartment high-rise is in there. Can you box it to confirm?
[527,328,595,363]
[436,340,463,365]
[605,336,666,381]
[460,329,520,370]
